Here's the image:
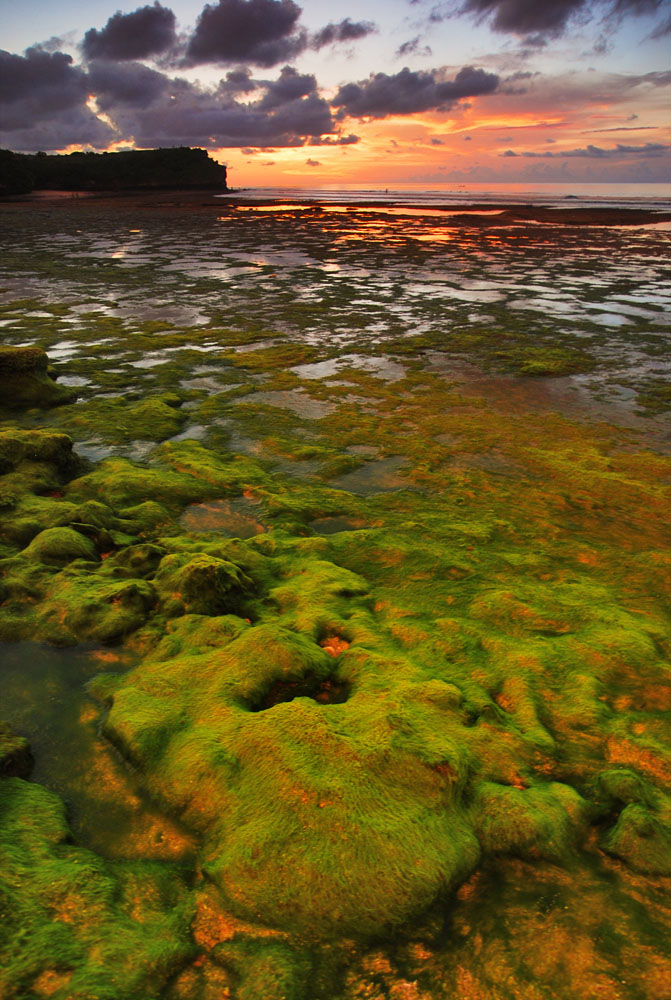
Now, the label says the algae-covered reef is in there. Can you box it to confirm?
[0,202,670,999]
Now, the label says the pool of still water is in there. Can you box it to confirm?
[0,643,196,862]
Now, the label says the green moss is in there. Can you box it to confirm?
[57,394,188,443]
[214,938,311,1000]
[471,782,589,861]
[223,343,318,372]
[154,552,253,617]
[2,210,670,993]
[0,346,77,409]
[0,722,33,778]
[36,572,157,645]
[601,803,671,874]
[0,778,194,999]
[117,500,175,535]
[0,429,77,471]
[22,527,98,566]
[635,380,671,415]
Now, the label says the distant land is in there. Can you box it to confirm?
[0,147,227,196]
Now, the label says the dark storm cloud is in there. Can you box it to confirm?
[333,65,499,119]
[97,66,356,148]
[0,47,115,148]
[216,68,258,94]
[185,0,306,67]
[502,141,670,157]
[256,66,317,107]
[87,60,170,108]
[119,88,347,147]
[0,41,360,151]
[445,0,669,37]
[0,111,116,152]
[82,3,177,61]
[0,47,86,112]
[0,47,103,148]
[454,0,587,35]
[311,18,376,48]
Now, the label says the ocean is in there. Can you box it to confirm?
[218,181,671,211]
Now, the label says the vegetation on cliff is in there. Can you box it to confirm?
[0,147,227,195]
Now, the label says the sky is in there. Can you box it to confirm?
[2,0,670,186]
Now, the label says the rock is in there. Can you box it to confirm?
[601,803,671,875]
[22,526,98,566]
[155,552,253,617]
[38,574,157,645]
[0,346,77,409]
[0,722,33,777]
[0,429,77,473]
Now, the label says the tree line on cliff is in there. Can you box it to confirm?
[0,147,227,195]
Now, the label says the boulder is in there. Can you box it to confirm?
[0,346,77,409]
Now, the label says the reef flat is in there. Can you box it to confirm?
[0,196,669,999]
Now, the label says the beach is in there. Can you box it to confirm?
[0,189,670,999]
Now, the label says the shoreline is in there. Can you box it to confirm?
[2,187,671,226]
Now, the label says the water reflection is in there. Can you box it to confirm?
[0,643,196,861]
[0,202,669,417]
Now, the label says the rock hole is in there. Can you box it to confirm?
[247,672,351,712]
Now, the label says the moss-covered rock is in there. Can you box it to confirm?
[22,526,98,566]
[59,394,188,443]
[154,552,253,617]
[103,621,482,939]
[0,429,78,471]
[601,803,671,874]
[0,778,194,999]
[37,573,157,645]
[103,542,166,579]
[470,781,589,862]
[0,346,77,409]
[214,938,311,1000]
[0,722,33,778]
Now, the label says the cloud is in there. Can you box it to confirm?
[305,157,321,165]
[216,68,258,94]
[0,47,87,113]
[395,36,433,57]
[0,47,101,147]
[333,65,499,118]
[185,0,306,67]
[0,44,359,151]
[448,0,669,38]
[649,10,671,34]
[256,65,317,107]
[589,124,659,131]
[87,59,170,109]
[471,67,671,126]
[453,0,588,36]
[311,18,376,48]
[502,141,671,157]
[82,3,177,61]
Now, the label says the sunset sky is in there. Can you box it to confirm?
[2,0,670,186]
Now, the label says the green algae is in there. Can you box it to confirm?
[0,777,195,1000]
[0,346,76,410]
[1,205,670,998]
[0,722,33,778]
[23,526,99,566]
[56,394,188,443]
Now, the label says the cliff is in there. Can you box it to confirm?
[0,147,227,195]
